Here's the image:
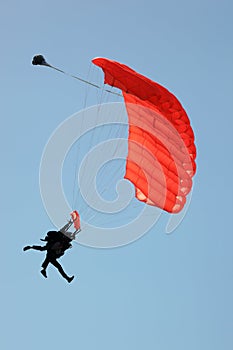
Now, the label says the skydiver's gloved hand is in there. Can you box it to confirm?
[23,246,31,251]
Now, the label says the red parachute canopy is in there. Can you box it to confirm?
[92,57,196,213]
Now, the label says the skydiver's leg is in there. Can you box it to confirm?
[32,245,47,251]
[23,245,47,251]
[41,256,50,269]
[50,259,74,283]
[41,255,50,278]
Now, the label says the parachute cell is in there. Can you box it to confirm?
[92,57,196,213]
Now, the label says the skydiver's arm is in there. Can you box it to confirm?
[32,245,47,251]
[23,245,47,251]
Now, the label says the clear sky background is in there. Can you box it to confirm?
[1,1,233,349]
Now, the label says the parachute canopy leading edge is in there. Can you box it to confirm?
[92,57,196,213]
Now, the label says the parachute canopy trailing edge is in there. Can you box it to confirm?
[92,57,196,213]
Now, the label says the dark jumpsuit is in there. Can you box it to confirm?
[31,239,72,281]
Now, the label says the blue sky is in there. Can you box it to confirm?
[1,0,233,349]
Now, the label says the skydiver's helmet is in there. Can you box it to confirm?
[44,231,58,241]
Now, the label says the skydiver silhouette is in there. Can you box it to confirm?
[23,221,77,283]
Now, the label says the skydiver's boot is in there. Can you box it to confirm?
[67,276,74,283]
[57,266,74,283]
[23,246,31,251]
[40,269,47,278]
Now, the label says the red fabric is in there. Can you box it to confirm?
[70,210,81,230]
[92,57,196,213]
